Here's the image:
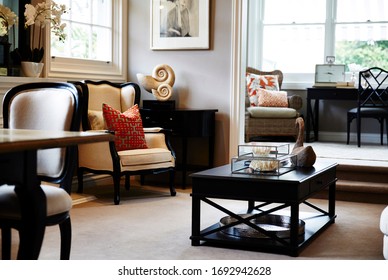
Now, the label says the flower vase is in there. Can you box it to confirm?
[21,61,44,77]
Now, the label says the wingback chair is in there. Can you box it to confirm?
[245,67,303,142]
[77,80,176,205]
[0,82,81,259]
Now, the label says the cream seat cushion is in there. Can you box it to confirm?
[247,107,298,118]
[119,148,173,166]
[0,185,72,220]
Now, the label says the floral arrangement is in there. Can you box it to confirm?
[0,4,18,37]
[12,0,67,63]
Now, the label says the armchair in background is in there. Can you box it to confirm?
[245,67,303,142]
[77,80,176,205]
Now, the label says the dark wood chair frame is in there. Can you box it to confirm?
[77,80,176,205]
[347,67,388,147]
[1,82,82,259]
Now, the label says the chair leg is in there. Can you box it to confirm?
[169,170,176,196]
[1,227,12,260]
[347,115,351,144]
[77,168,84,193]
[380,118,384,145]
[357,117,361,147]
[386,118,388,146]
[113,174,121,205]
[59,217,72,260]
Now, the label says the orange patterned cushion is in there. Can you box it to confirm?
[257,88,288,107]
[246,73,280,106]
[102,103,148,151]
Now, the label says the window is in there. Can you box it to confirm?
[248,0,388,81]
[335,0,388,72]
[47,0,127,81]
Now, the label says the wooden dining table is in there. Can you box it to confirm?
[0,128,114,259]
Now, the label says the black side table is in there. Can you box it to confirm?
[140,107,218,187]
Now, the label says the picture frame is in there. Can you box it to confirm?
[150,0,210,50]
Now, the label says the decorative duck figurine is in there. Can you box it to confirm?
[292,117,316,167]
[136,64,175,101]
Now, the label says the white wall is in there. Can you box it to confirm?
[127,0,233,166]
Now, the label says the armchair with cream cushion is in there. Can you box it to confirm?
[77,80,176,205]
[245,67,303,142]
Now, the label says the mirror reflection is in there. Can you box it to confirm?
[0,0,30,76]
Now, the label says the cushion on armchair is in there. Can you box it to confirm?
[246,73,281,107]
[257,89,288,107]
[247,107,298,118]
[102,103,148,151]
[247,94,302,119]
[88,110,106,130]
[246,72,280,91]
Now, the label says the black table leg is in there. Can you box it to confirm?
[314,100,320,141]
[328,180,336,219]
[181,135,188,188]
[290,202,300,256]
[306,97,312,143]
[14,150,46,260]
[191,195,201,246]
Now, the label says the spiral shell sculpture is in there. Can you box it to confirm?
[136,64,175,101]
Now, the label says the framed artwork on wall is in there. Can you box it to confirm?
[150,0,210,50]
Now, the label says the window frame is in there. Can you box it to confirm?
[44,0,127,82]
[247,0,388,89]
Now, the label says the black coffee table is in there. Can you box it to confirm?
[190,159,337,256]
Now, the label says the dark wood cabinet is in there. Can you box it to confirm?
[140,108,218,187]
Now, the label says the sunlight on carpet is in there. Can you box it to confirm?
[71,182,176,207]
[308,141,388,166]
[71,193,97,205]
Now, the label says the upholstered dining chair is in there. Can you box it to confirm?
[347,67,388,147]
[77,80,176,205]
[0,82,81,259]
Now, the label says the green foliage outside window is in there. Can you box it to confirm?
[335,41,388,71]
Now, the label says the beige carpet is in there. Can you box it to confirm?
[308,141,388,167]
[22,181,385,260]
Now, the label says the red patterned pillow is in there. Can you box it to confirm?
[246,73,280,106]
[102,103,148,151]
[257,88,288,107]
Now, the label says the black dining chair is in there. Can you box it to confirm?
[347,67,388,147]
[0,82,82,259]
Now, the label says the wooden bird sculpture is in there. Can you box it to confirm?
[136,64,175,101]
[292,117,316,167]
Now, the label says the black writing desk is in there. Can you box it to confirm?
[0,129,113,259]
[306,87,358,142]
